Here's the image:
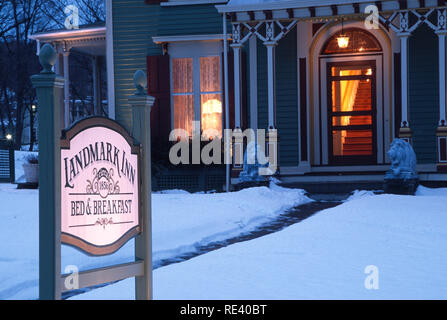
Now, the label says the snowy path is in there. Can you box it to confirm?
[0,183,310,300]
[152,200,340,269]
[65,200,338,299]
[73,187,447,300]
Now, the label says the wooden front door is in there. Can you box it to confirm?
[328,61,377,165]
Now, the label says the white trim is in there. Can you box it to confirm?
[168,41,224,134]
[106,0,115,119]
[232,44,242,127]
[266,42,277,128]
[162,0,227,6]
[152,34,230,44]
[216,0,440,13]
[249,35,258,130]
[399,34,410,127]
[319,55,385,164]
[437,32,447,126]
[30,26,105,42]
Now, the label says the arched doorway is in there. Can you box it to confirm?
[323,28,382,165]
[310,23,392,166]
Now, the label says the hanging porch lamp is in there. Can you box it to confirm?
[337,18,349,49]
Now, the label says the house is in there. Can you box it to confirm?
[38,0,447,192]
[30,23,108,128]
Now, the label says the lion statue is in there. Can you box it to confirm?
[385,138,418,180]
[238,141,268,182]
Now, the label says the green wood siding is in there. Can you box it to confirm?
[276,29,298,167]
[409,24,439,164]
[112,1,223,131]
[256,28,298,167]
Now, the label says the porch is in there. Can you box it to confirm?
[30,24,108,128]
[216,0,447,185]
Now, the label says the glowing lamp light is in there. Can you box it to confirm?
[337,18,349,49]
[202,99,222,115]
[5,134,12,140]
[201,99,222,140]
[337,35,349,49]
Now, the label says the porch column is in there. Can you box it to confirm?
[437,31,447,126]
[264,40,278,175]
[231,43,243,128]
[436,30,447,169]
[398,33,412,141]
[264,41,277,129]
[63,50,70,128]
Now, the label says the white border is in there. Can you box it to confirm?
[168,41,224,133]
[153,34,230,44]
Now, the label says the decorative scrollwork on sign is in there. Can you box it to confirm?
[86,167,120,199]
[95,217,114,229]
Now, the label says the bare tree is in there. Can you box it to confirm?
[44,0,105,28]
[0,0,105,149]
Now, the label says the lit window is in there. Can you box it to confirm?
[200,56,222,140]
[171,55,223,140]
[322,28,381,55]
[172,58,194,137]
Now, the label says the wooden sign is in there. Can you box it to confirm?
[33,50,152,299]
[60,117,140,256]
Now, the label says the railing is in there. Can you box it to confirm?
[69,100,108,124]
[0,148,15,183]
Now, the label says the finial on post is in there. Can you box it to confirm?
[39,43,57,74]
[133,70,147,96]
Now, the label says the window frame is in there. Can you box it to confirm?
[169,41,224,139]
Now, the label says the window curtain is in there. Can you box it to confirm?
[172,58,194,137]
[339,69,360,125]
[200,56,222,140]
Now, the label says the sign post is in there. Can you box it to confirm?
[32,44,154,300]
[31,43,64,300]
[129,70,155,300]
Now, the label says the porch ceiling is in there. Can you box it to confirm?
[217,0,443,20]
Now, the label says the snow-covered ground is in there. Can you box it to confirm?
[73,186,447,300]
[0,182,309,300]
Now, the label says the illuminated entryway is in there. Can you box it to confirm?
[315,26,389,166]
[328,61,376,164]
